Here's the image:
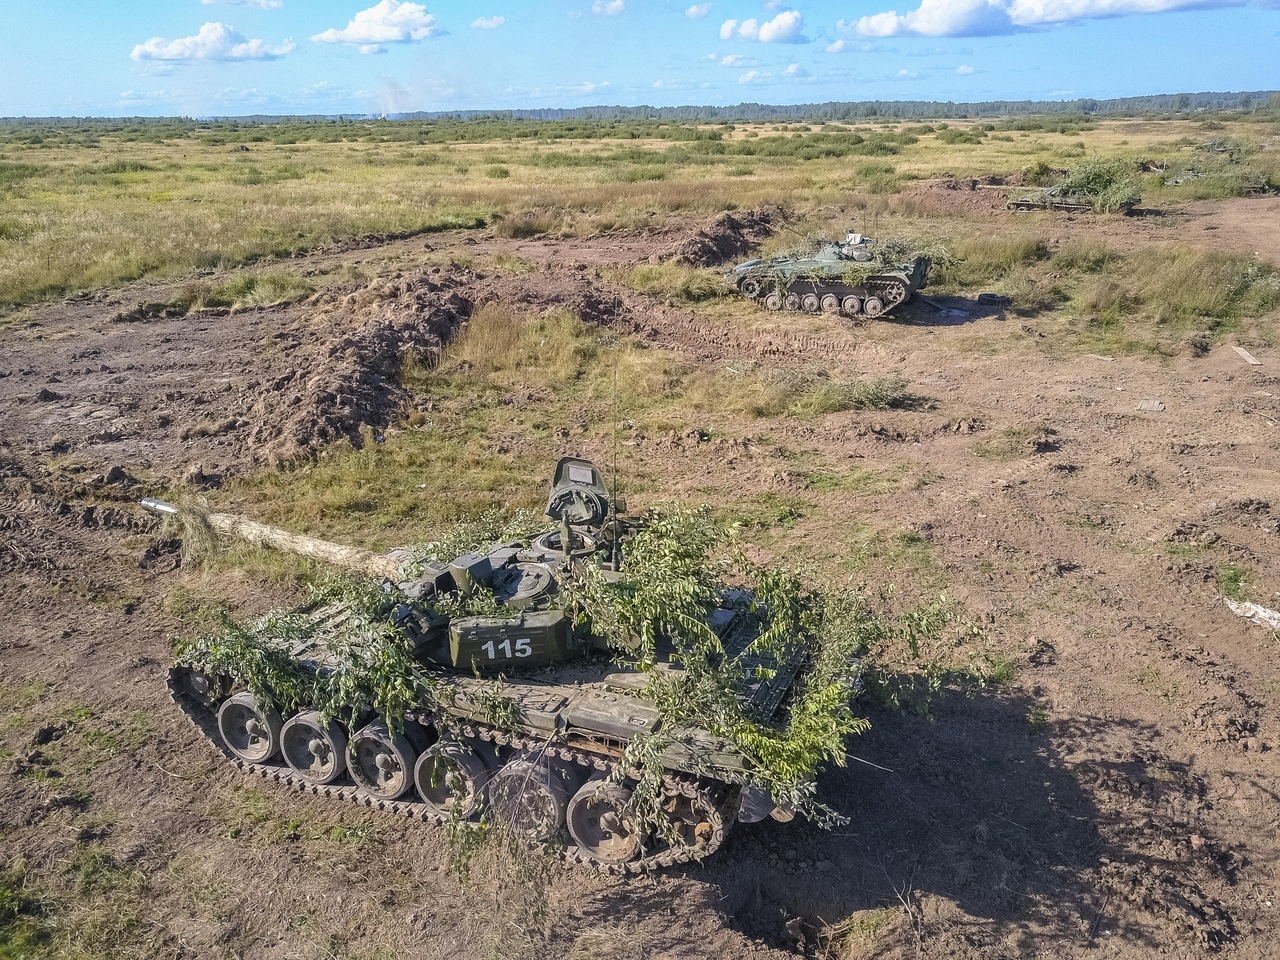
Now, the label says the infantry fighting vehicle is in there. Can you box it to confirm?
[728,232,930,320]
[145,459,816,873]
[1006,186,1105,213]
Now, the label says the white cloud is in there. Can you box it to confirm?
[592,0,625,13]
[686,3,712,16]
[311,0,445,53]
[956,63,975,73]
[558,80,611,94]
[118,89,170,103]
[826,38,848,51]
[720,10,806,42]
[738,69,766,82]
[470,15,504,28]
[760,9,805,40]
[784,62,808,75]
[897,67,919,76]
[216,86,272,106]
[131,22,295,61]
[299,80,349,101]
[853,0,1256,37]
[716,53,755,65]
[201,0,284,8]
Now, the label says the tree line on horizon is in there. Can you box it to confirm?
[4,89,1279,128]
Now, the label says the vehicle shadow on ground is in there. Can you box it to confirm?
[895,297,1008,327]
[664,686,1234,957]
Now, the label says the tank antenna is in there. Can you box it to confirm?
[610,296,623,570]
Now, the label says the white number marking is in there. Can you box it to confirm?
[480,638,535,659]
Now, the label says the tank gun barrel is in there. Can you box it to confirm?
[140,497,403,579]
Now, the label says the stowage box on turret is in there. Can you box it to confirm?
[147,458,838,873]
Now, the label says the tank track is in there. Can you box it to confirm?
[750,277,911,319]
[167,667,737,875]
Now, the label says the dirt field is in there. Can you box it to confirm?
[2,195,1279,960]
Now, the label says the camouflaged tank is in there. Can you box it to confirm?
[728,233,931,320]
[145,458,814,873]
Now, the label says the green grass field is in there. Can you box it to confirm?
[3,113,1278,311]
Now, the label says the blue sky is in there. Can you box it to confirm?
[1,0,1277,117]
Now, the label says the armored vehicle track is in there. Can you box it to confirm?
[167,666,739,873]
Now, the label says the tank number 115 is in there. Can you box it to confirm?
[481,638,533,659]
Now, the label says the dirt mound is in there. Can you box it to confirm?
[656,206,780,267]
[243,274,472,465]
[900,178,1011,217]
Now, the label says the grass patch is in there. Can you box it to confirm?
[726,369,912,418]
[827,907,900,954]
[491,209,560,239]
[0,863,49,959]
[487,252,536,275]
[621,264,727,303]
[1218,564,1250,601]
[611,165,667,182]
[973,426,1035,462]
[0,679,49,712]
[172,269,314,312]
[443,304,597,381]
[1072,249,1280,353]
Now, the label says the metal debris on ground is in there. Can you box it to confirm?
[1223,599,1280,631]
[1136,400,1166,412]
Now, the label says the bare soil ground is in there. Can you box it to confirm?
[2,200,1279,960]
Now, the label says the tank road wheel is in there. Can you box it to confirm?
[176,667,226,705]
[763,292,783,311]
[801,293,820,313]
[662,779,718,849]
[347,721,416,800]
[217,693,283,764]
[567,782,643,865]
[863,296,886,319]
[414,740,491,817]
[739,278,763,299]
[280,711,348,785]
[783,292,801,311]
[820,294,841,313]
[841,295,862,316]
[487,759,573,840]
[878,280,909,307]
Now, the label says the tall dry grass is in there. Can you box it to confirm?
[1,115,1266,310]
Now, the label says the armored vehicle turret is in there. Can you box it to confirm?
[728,233,930,320]
[147,458,858,872]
